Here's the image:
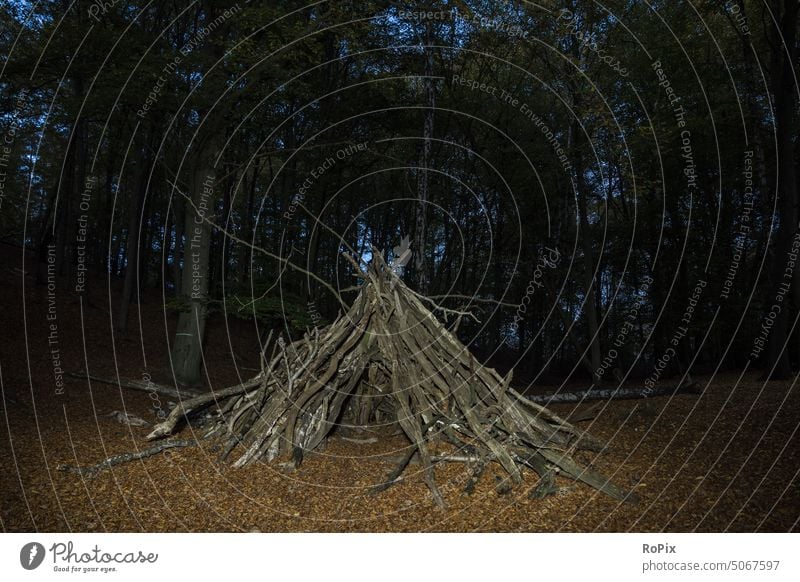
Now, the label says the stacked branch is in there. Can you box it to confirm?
[146,251,636,506]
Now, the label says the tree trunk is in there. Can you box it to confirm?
[171,196,184,295]
[573,128,602,383]
[762,0,798,379]
[414,18,435,292]
[99,143,118,277]
[53,116,80,281]
[116,152,149,332]
[242,157,261,282]
[170,160,216,387]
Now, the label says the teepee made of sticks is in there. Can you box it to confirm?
[147,252,635,506]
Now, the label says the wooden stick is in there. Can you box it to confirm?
[57,439,197,476]
[371,446,417,494]
[146,375,265,440]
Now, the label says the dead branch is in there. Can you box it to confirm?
[146,375,266,440]
[527,383,702,404]
[57,439,197,476]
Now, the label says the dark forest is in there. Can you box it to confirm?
[1,0,798,533]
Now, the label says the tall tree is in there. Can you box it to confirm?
[761,0,798,379]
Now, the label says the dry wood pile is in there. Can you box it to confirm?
[146,252,636,506]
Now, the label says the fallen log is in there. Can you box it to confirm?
[527,382,701,405]
[67,371,201,399]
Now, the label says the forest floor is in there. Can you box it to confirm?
[1,245,799,532]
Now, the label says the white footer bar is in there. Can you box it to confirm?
[1,533,796,581]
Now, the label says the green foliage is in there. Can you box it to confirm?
[223,288,318,331]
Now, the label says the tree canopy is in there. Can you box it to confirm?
[1,0,798,386]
